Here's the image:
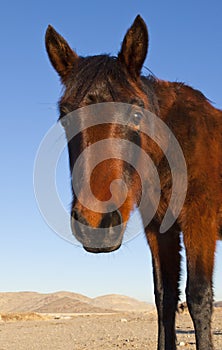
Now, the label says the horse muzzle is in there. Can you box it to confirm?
[71,208,124,253]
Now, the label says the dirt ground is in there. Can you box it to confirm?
[0,309,222,350]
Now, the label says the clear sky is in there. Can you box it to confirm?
[0,0,222,303]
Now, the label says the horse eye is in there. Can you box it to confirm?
[132,112,143,126]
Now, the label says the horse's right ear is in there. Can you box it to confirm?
[45,25,78,83]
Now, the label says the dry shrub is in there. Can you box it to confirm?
[0,312,47,322]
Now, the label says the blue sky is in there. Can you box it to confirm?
[0,0,222,302]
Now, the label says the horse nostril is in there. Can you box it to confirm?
[100,209,122,228]
[72,209,79,221]
[72,209,89,226]
[111,209,122,226]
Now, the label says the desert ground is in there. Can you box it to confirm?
[0,292,221,350]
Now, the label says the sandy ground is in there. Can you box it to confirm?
[0,309,222,350]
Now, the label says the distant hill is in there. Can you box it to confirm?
[34,296,113,313]
[214,301,222,308]
[0,291,154,314]
[91,294,152,312]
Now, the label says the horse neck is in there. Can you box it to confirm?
[143,77,179,121]
[148,77,222,122]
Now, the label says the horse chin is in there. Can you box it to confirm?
[83,244,121,254]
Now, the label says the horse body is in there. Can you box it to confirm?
[45,15,222,350]
[148,78,222,233]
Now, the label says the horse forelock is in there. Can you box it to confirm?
[59,55,158,116]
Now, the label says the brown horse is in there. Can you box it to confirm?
[45,15,222,350]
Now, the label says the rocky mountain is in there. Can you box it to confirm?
[0,291,153,314]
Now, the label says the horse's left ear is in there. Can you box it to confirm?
[118,15,148,79]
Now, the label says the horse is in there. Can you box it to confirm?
[45,15,222,350]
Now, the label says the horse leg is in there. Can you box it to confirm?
[181,207,217,350]
[146,225,181,350]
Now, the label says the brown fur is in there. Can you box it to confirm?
[45,15,222,350]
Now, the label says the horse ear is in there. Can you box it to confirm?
[45,25,78,83]
[118,15,148,79]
